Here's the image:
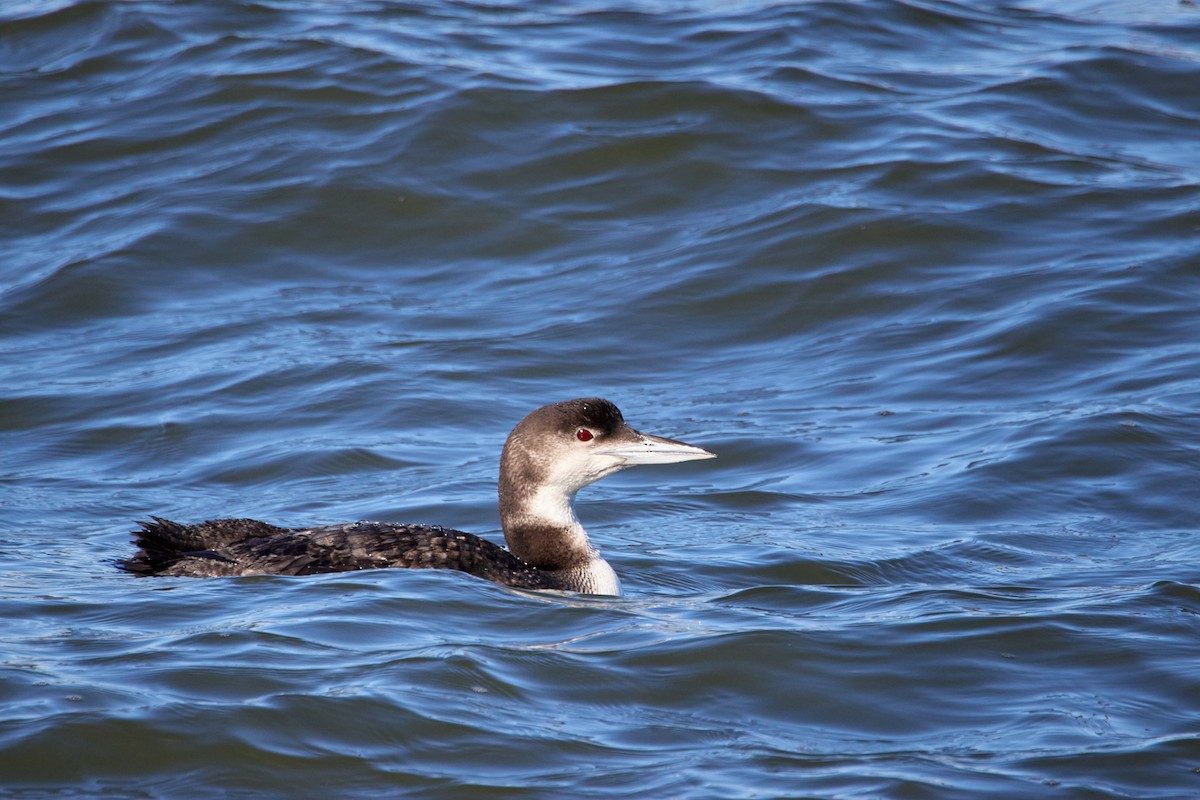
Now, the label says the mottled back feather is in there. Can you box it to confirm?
[123,518,561,590]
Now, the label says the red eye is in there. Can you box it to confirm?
[576,428,594,442]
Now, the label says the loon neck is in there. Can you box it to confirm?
[498,470,621,594]
[500,485,600,570]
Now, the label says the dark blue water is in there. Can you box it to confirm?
[3,1,1199,797]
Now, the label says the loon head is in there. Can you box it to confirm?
[498,398,715,594]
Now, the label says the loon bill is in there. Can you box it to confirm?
[123,398,715,595]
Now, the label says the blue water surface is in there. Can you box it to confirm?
[2,1,1199,797]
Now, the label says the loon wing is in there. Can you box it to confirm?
[124,518,560,590]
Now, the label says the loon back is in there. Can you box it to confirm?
[123,517,560,589]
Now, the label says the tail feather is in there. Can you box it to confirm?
[123,516,290,575]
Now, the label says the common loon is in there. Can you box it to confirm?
[123,398,715,595]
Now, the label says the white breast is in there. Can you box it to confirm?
[579,556,622,596]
